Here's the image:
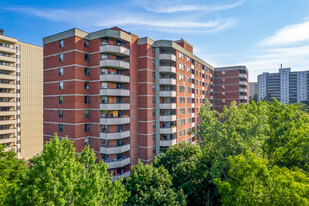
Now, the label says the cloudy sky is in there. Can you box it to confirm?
[1,0,309,81]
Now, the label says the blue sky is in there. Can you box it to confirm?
[1,0,309,81]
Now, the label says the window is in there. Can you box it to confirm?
[84,96,90,104]
[187,77,190,83]
[152,59,156,67]
[179,86,185,92]
[84,110,90,118]
[84,54,90,62]
[153,96,156,103]
[188,118,191,123]
[187,56,191,62]
[59,53,64,61]
[153,133,156,141]
[188,98,191,103]
[59,67,63,76]
[180,119,185,126]
[59,82,64,90]
[179,97,185,103]
[152,72,155,79]
[84,39,90,47]
[59,110,63,118]
[178,52,184,59]
[179,63,184,70]
[187,108,191,113]
[102,53,108,60]
[180,108,185,114]
[187,87,191,93]
[59,124,63,132]
[153,109,156,116]
[153,121,156,128]
[180,130,185,137]
[59,40,64,48]
[179,74,185,81]
[187,66,190,73]
[84,138,89,146]
[152,84,156,91]
[59,96,63,104]
[84,124,90,132]
[84,82,89,90]
[84,67,90,76]
[102,38,108,45]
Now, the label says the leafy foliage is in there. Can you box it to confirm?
[125,161,186,206]
[0,146,26,205]
[215,152,309,206]
[7,137,129,206]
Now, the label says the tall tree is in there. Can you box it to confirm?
[8,137,129,206]
[0,145,26,205]
[125,161,186,206]
[215,152,309,206]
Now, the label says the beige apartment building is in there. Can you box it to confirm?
[0,29,43,159]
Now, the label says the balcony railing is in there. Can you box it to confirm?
[160,138,177,147]
[100,88,130,96]
[100,130,130,140]
[100,59,130,70]
[100,143,130,154]
[100,73,130,83]
[100,44,130,56]
[159,103,177,109]
[159,54,176,61]
[112,170,131,181]
[100,116,130,125]
[106,157,131,169]
[159,66,176,73]
[100,103,130,110]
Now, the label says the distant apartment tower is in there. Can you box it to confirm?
[249,82,259,100]
[213,66,249,112]
[258,68,309,104]
[43,27,214,180]
[0,30,43,159]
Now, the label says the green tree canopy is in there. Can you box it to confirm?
[8,136,129,206]
[215,152,309,206]
[0,145,26,205]
[125,161,186,206]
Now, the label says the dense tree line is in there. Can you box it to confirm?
[1,99,309,205]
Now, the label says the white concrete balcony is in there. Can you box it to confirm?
[159,79,176,85]
[100,45,130,56]
[160,127,177,134]
[100,117,130,125]
[240,95,247,100]
[192,122,195,127]
[202,78,205,82]
[0,137,17,144]
[192,113,195,117]
[192,103,195,108]
[191,93,195,98]
[202,86,205,90]
[0,46,16,54]
[0,56,16,63]
[100,130,130,140]
[0,128,16,135]
[100,59,130,70]
[211,89,213,92]
[160,115,176,121]
[0,119,16,125]
[0,111,16,116]
[159,54,176,61]
[0,102,16,107]
[112,170,131,181]
[239,88,247,93]
[239,74,247,78]
[0,93,16,98]
[202,95,205,98]
[191,74,195,79]
[160,138,177,147]
[100,88,130,96]
[100,74,130,83]
[0,65,16,72]
[159,103,176,109]
[191,83,195,88]
[159,66,176,73]
[0,83,16,89]
[239,81,247,86]
[0,74,16,80]
[159,91,176,97]
[100,143,130,154]
[100,103,130,110]
[107,157,130,169]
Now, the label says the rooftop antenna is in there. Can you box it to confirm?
[280,64,282,69]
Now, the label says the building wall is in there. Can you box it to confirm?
[249,82,258,100]
[19,42,43,159]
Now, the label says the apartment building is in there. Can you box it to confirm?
[249,82,258,100]
[43,27,214,180]
[214,66,249,112]
[0,30,43,159]
[258,67,309,104]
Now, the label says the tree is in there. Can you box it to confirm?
[0,145,26,205]
[8,136,129,206]
[154,143,213,205]
[125,161,186,206]
[215,152,309,206]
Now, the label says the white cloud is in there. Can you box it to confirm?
[136,0,247,13]
[5,7,236,34]
[260,19,309,46]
